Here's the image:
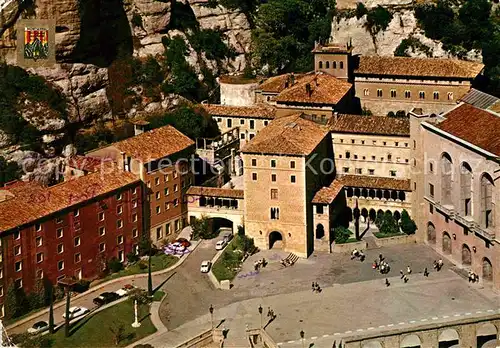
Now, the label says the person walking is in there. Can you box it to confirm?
[407,266,412,274]
[400,270,404,279]
[403,275,409,283]
[424,267,429,277]
[385,278,390,287]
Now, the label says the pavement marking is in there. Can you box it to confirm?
[409,320,416,323]
[345,331,352,334]
[387,324,395,327]
[476,311,483,314]
[432,317,439,320]
[378,325,385,328]
[442,315,450,318]
[465,312,472,315]
[487,309,494,312]
[334,333,340,336]
[277,343,283,346]
[454,314,461,317]
[397,323,404,325]
[287,341,295,344]
[322,334,330,338]
[367,327,374,330]
[311,336,317,340]
[420,319,428,322]
[356,329,364,332]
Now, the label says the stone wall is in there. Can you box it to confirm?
[220,81,258,106]
[374,233,416,247]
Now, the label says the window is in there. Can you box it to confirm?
[156,206,161,214]
[387,154,392,161]
[354,155,358,159]
[133,228,138,238]
[55,217,63,224]
[271,174,276,182]
[377,89,383,97]
[249,134,255,140]
[351,139,355,144]
[383,141,387,146]
[363,88,369,96]
[264,121,269,126]
[271,189,278,200]
[290,161,295,169]
[461,163,472,216]
[164,174,169,182]
[15,279,22,289]
[390,90,396,98]
[429,183,435,197]
[99,243,106,252]
[333,61,337,69]
[326,61,330,69]
[117,219,123,229]
[132,213,138,222]
[74,253,81,263]
[57,244,64,254]
[419,91,425,99]
[175,219,180,231]
[429,163,434,173]
[133,187,137,195]
[430,204,434,214]
[117,205,123,214]
[250,120,255,129]
[316,205,324,214]
[98,212,104,221]
[99,226,106,236]
[271,160,276,168]
[447,92,453,100]
[35,223,42,232]
[57,228,63,238]
[36,252,43,263]
[355,168,362,174]
[118,250,125,262]
[165,202,170,210]
[58,261,64,271]
[291,175,296,183]
[252,173,257,181]
[390,170,397,177]
[404,90,411,98]
[155,177,160,186]
[345,151,351,159]
[227,119,232,128]
[36,236,42,247]
[174,184,179,192]
[343,167,349,173]
[240,133,245,140]
[240,119,245,125]
[14,245,21,256]
[14,231,20,240]
[155,191,161,200]
[319,61,323,69]
[340,61,344,69]
[480,174,495,228]
[361,140,365,145]
[74,209,80,217]
[371,156,375,160]
[395,142,399,146]
[251,159,257,166]
[433,91,439,100]
[74,236,81,247]
[15,261,22,272]
[340,139,344,143]
[174,198,179,207]
[156,227,163,240]
[368,169,375,175]
[166,223,171,235]
[270,207,280,220]
[117,235,124,245]
[117,193,123,201]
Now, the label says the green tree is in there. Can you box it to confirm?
[334,226,352,243]
[400,209,417,235]
[0,157,21,186]
[4,283,18,320]
[355,2,368,19]
[138,235,153,256]
[366,6,393,34]
[374,210,384,228]
[458,0,492,48]
[28,278,45,310]
[379,211,400,235]
[107,257,124,273]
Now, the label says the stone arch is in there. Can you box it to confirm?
[393,211,401,222]
[361,188,368,198]
[369,209,377,222]
[383,190,390,200]
[480,173,495,228]
[400,334,421,348]
[398,191,406,201]
[438,328,460,346]
[376,190,383,199]
[385,209,393,217]
[354,188,361,197]
[442,232,452,254]
[333,61,337,69]
[362,341,383,348]
[462,244,471,266]
[361,208,369,220]
[326,61,330,69]
[368,189,375,198]
[477,323,498,348]
[427,222,436,244]
[391,190,398,200]
[441,153,453,205]
[482,257,493,282]
[316,224,325,239]
[346,187,354,197]
[269,231,284,249]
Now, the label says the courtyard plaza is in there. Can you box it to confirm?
[141,243,500,347]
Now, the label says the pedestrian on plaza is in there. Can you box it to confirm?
[437,259,443,271]
[424,267,429,277]
[359,251,365,262]
[468,270,473,282]
[407,266,412,274]
[373,260,378,269]
[379,254,384,262]
[267,307,272,317]
[403,275,409,283]
[433,260,438,270]
[312,282,315,291]
[400,270,404,279]
[385,278,390,287]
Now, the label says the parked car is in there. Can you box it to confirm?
[215,240,227,250]
[200,260,212,273]
[217,227,232,236]
[175,238,191,247]
[222,232,233,243]
[93,292,120,307]
[115,284,135,297]
[62,306,89,319]
[27,321,48,334]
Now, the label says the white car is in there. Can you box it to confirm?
[27,321,48,334]
[62,306,89,319]
[215,240,227,250]
[200,260,212,273]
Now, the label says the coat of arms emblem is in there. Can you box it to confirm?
[16,19,56,68]
[24,27,50,61]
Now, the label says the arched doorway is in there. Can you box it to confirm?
[442,232,452,255]
[362,341,383,348]
[209,217,234,235]
[401,334,421,348]
[269,231,283,249]
[476,323,498,348]
[369,209,376,222]
[439,329,459,348]
[462,244,471,266]
[427,222,436,244]
[361,208,368,223]
[483,257,493,282]
[393,211,401,222]
[316,224,325,239]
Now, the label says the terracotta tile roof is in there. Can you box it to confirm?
[186,186,244,199]
[202,104,277,119]
[68,155,112,172]
[312,180,344,204]
[328,114,410,136]
[437,103,500,156]
[258,73,305,93]
[242,114,329,156]
[355,56,484,79]
[112,125,194,163]
[275,72,352,105]
[338,175,411,191]
[219,75,260,84]
[0,169,140,233]
[312,43,353,54]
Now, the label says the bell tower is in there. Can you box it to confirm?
[312,38,353,81]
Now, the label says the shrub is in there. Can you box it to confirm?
[107,257,124,273]
[131,12,143,28]
[127,252,140,263]
[355,2,368,19]
[387,111,396,117]
[334,226,352,243]
[73,279,90,293]
[379,211,400,235]
[400,209,417,235]
[366,6,393,34]
[138,261,148,270]
[396,110,407,118]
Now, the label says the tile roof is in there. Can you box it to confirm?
[242,114,329,156]
[219,75,260,84]
[312,43,352,54]
[338,175,411,191]
[112,125,194,163]
[437,103,500,157]
[202,104,277,119]
[328,114,410,136]
[459,88,499,110]
[275,72,352,105]
[355,56,484,79]
[68,155,112,172]
[258,73,305,93]
[0,169,140,233]
[186,186,244,199]
[312,180,344,204]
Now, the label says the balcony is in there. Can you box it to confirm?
[471,224,495,241]
[424,196,455,217]
[454,214,475,229]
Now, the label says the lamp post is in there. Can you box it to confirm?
[258,305,263,329]
[300,330,305,348]
[209,304,214,329]
[131,300,141,328]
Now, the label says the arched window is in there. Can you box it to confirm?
[442,232,452,254]
[427,222,436,244]
[480,173,495,228]
[462,244,471,266]
[333,61,337,69]
[482,257,493,281]
[440,153,453,205]
[460,162,472,216]
[325,61,329,69]
[319,61,323,69]
[340,61,344,69]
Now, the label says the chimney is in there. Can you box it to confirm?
[305,83,312,97]
[290,72,295,85]
[334,111,339,123]
[133,120,150,136]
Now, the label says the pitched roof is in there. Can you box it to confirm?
[258,73,305,93]
[355,56,484,79]
[437,103,500,157]
[0,169,140,233]
[67,155,112,172]
[186,186,244,199]
[338,175,411,191]
[275,72,352,105]
[112,125,194,163]
[329,114,410,136]
[312,43,353,54]
[202,104,277,119]
[242,114,329,156]
[312,180,344,204]
[460,88,499,109]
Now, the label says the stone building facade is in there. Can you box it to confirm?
[411,102,500,290]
